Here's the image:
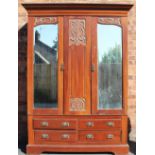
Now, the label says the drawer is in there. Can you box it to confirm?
[79,130,121,143]
[79,119,121,130]
[34,130,77,143]
[33,119,77,130]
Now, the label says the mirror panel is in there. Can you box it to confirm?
[97,24,122,109]
[34,24,58,108]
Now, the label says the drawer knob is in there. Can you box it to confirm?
[42,134,49,139]
[107,122,114,127]
[41,121,48,127]
[107,134,114,139]
[86,122,94,127]
[86,134,94,139]
[62,134,70,139]
[62,122,70,127]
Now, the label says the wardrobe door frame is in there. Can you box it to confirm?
[63,16,91,115]
[91,16,128,115]
[27,16,64,115]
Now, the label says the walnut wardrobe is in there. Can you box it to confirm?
[23,3,133,155]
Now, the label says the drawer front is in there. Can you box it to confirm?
[33,119,77,129]
[34,130,77,143]
[79,131,121,143]
[79,119,121,130]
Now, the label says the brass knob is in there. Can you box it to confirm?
[41,121,48,127]
[42,134,49,139]
[86,122,94,127]
[61,134,70,139]
[107,134,114,139]
[86,134,94,139]
[107,122,114,127]
[62,122,70,127]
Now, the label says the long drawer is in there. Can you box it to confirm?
[79,130,121,143]
[79,119,121,130]
[33,119,77,130]
[34,130,77,143]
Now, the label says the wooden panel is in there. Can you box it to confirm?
[28,115,34,144]
[27,10,128,17]
[122,115,128,144]
[121,17,128,114]
[34,17,58,26]
[69,18,85,106]
[23,3,133,12]
[34,130,77,144]
[79,119,121,130]
[32,115,122,119]
[27,144,129,154]
[98,17,121,26]
[91,17,98,115]
[64,16,91,115]
[33,119,77,130]
[27,16,34,115]
[71,45,85,97]
[23,3,133,17]
[79,130,121,144]
[57,17,64,114]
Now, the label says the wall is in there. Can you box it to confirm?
[18,0,136,149]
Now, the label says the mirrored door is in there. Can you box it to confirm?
[33,17,63,115]
[92,17,124,115]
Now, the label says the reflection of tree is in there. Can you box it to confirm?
[101,44,122,64]
[98,44,122,109]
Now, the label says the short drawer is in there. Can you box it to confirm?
[33,119,77,130]
[79,130,121,143]
[34,130,77,143]
[79,119,121,130]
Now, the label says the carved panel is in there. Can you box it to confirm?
[70,98,86,111]
[98,17,121,26]
[69,19,86,46]
[34,17,57,26]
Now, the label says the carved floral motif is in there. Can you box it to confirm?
[70,98,86,111]
[69,19,86,46]
[98,17,121,26]
[34,17,57,26]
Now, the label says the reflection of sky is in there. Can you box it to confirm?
[34,25,58,47]
[34,24,121,58]
[97,24,122,62]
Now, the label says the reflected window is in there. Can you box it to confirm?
[34,24,58,108]
[97,24,122,109]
